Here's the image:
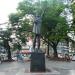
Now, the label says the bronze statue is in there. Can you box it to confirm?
[33,14,42,50]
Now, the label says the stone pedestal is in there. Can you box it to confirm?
[30,52,46,72]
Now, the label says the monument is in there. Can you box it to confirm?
[30,12,46,72]
[33,14,41,50]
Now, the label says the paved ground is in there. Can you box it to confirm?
[0,58,75,75]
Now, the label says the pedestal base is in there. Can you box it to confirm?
[30,52,46,72]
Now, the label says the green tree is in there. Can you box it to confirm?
[71,1,75,32]
[9,0,69,58]
[41,0,69,57]
[0,29,12,61]
[9,13,33,50]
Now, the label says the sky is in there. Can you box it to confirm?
[0,0,22,24]
[0,0,37,29]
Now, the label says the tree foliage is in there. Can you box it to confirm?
[9,0,69,57]
[0,29,12,61]
[71,2,75,32]
[41,0,69,57]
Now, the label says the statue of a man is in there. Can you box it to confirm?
[33,14,42,50]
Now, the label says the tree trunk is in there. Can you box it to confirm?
[47,41,49,56]
[3,39,12,61]
[7,45,12,61]
[53,45,58,58]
